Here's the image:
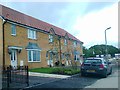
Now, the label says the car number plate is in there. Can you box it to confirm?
[87,70,95,72]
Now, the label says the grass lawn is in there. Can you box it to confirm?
[29,67,55,74]
[29,67,80,75]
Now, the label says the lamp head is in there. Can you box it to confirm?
[106,27,111,30]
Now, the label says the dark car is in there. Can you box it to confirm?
[81,57,112,78]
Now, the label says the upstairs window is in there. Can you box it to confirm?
[11,24,16,36]
[64,39,67,45]
[28,29,36,39]
[49,35,53,43]
[80,43,83,49]
[73,41,77,47]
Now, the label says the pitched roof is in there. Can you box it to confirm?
[0,4,83,43]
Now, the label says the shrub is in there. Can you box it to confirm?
[29,67,80,75]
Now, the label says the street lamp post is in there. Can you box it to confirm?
[105,27,111,59]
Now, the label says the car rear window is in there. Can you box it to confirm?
[84,59,102,63]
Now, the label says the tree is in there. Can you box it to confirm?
[83,46,89,58]
[83,44,120,58]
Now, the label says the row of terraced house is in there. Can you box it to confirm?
[0,4,83,69]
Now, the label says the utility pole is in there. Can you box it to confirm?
[105,27,111,59]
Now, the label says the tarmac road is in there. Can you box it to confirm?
[24,74,101,89]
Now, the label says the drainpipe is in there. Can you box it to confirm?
[58,36,62,66]
[1,16,7,70]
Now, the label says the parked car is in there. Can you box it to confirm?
[81,57,112,78]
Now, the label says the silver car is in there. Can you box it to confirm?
[81,57,112,78]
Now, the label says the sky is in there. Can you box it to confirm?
[0,0,119,48]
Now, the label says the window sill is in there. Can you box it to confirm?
[28,61,41,63]
[28,38,37,40]
[49,42,54,44]
[11,34,16,36]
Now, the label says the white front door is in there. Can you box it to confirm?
[66,60,68,66]
[47,60,53,66]
[10,50,17,68]
[48,52,53,66]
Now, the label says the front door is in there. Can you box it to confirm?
[49,52,53,66]
[10,50,17,68]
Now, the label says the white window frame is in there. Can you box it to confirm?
[80,43,83,49]
[10,50,17,61]
[28,29,36,39]
[64,39,67,45]
[74,55,80,61]
[49,35,53,43]
[27,49,41,62]
[73,41,77,47]
[11,24,16,36]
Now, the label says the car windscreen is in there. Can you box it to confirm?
[84,59,102,64]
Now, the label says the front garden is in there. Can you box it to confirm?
[29,67,80,75]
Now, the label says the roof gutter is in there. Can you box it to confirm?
[0,16,7,70]
[6,19,83,43]
[6,19,49,34]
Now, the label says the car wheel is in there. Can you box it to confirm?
[102,71,107,78]
[81,72,85,77]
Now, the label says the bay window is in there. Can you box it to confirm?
[28,50,40,62]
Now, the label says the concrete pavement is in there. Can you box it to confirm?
[29,72,71,79]
[85,69,119,88]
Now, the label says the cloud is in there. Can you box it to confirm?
[0,1,118,48]
[72,2,118,48]
[0,0,118,2]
